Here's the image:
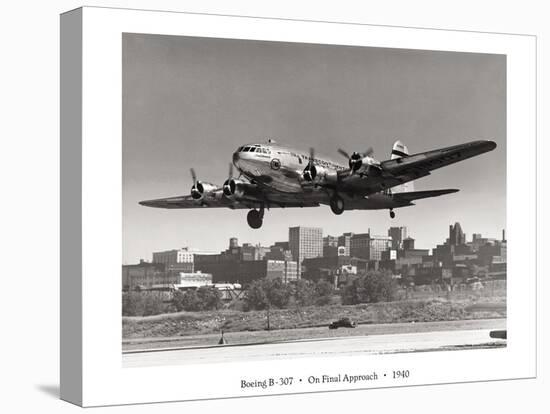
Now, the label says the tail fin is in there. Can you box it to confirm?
[390,140,414,193]
[391,140,409,160]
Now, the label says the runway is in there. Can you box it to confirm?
[122,327,506,368]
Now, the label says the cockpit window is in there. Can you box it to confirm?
[240,145,271,153]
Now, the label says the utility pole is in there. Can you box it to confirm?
[266,303,271,331]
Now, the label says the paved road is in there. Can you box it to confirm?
[123,318,506,351]
[123,327,506,368]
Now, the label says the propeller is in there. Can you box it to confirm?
[303,147,317,181]
[337,147,374,173]
[190,168,203,199]
[308,147,315,167]
[223,163,235,196]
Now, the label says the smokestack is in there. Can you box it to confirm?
[502,229,506,242]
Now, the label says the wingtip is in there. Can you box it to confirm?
[441,189,460,195]
[470,140,497,151]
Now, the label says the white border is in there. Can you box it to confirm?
[76,7,535,407]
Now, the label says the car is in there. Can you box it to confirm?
[328,317,357,329]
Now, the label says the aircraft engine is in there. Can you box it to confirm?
[190,181,216,201]
[189,168,218,201]
[302,164,337,185]
[357,160,383,178]
[222,178,254,199]
[337,147,383,177]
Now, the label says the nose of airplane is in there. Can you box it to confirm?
[232,151,240,166]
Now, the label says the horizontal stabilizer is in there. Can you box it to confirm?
[393,188,459,202]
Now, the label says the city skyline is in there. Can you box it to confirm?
[127,222,506,265]
[123,34,506,264]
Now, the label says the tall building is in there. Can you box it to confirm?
[323,235,339,247]
[222,238,270,261]
[338,232,354,256]
[468,234,497,252]
[265,244,293,261]
[324,235,345,257]
[349,233,392,261]
[273,241,290,250]
[388,226,407,250]
[350,233,370,259]
[122,260,165,290]
[240,243,269,261]
[402,237,415,251]
[265,260,298,283]
[369,235,392,261]
[194,255,297,285]
[152,247,195,273]
[289,226,323,274]
[448,222,466,246]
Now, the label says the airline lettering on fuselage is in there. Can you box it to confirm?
[288,151,345,171]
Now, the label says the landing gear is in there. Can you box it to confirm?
[330,195,345,215]
[247,206,264,229]
[389,209,395,219]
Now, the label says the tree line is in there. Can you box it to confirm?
[122,270,397,316]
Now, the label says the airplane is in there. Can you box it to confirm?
[139,139,497,229]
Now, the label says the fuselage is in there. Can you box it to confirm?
[232,142,348,193]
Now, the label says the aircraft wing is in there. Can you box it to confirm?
[139,190,321,210]
[337,140,496,195]
[139,193,248,209]
[379,140,497,177]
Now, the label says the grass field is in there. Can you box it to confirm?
[123,295,506,341]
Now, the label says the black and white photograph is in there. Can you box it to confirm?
[121,33,508,367]
[46,2,543,410]
[2,0,547,409]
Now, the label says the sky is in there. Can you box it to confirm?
[122,33,506,264]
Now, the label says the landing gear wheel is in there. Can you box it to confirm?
[389,209,395,219]
[247,209,263,229]
[330,195,345,215]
